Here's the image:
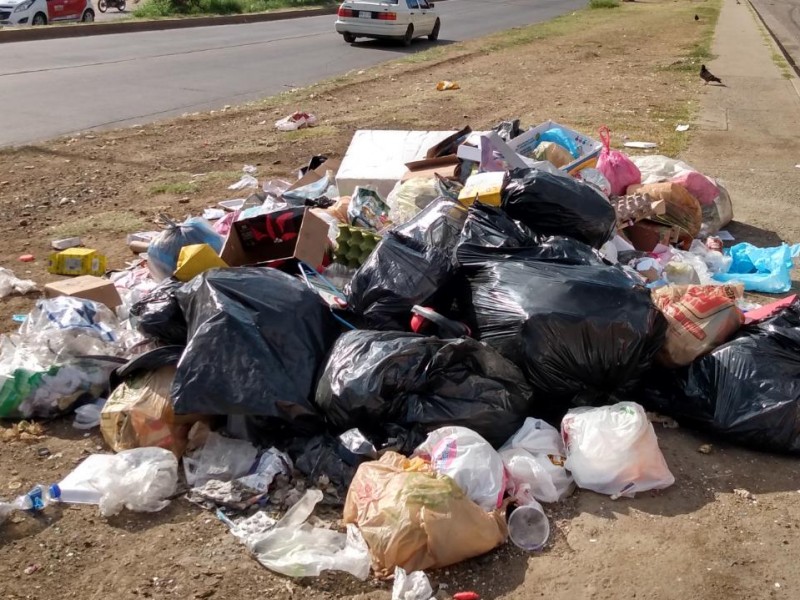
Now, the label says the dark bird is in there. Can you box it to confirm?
[700,64,722,84]
[695,13,699,20]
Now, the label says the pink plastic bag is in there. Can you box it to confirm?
[596,126,641,197]
[670,171,718,206]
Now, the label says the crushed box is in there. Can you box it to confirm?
[44,275,122,310]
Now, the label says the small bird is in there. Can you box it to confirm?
[694,13,699,20]
[700,64,722,85]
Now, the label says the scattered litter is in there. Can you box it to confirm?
[623,141,658,149]
[202,208,225,221]
[392,567,434,600]
[0,267,37,298]
[698,444,713,454]
[228,173,259,190]
[733,488,756,501]
[436,81,460,91]
[717,229,735,241]
[675,124,690,132]
[18,254,35,262]
[51,237,83,251]
[275,112,318,131]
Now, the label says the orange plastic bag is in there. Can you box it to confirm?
[343,452,507,577]
[652,284,744,367]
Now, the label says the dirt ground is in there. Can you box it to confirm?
[2,1,800,599]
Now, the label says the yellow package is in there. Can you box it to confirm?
[458,171,505,206]
[174,243,228,282]
[48,248,106,276]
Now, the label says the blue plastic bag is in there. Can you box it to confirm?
[538,128,580,159]
[713,242,800,293]
[147,218,223,282]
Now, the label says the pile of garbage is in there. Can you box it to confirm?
[2,118,800,583]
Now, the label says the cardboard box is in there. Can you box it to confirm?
[508,120,602,175]
[458,171,505,206]
[336,130,458,198]
[285,158,341,194]
[220,207,329,270]
[48,248,106,276]
[456,131,529,170]
[44,275,122,309]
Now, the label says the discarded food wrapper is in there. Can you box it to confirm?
[348,187,391,230]
[675,124,690,132]
[0,267,37,299]
[392,567,434,600]
[275,111,318,132]
[228,173,259,191]
[436,81,460,91]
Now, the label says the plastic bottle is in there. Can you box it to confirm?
[507,501,550,551]
[14,484,61,512]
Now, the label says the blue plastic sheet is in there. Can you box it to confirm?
[713,242,800,293]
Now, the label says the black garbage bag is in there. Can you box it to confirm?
[646,300,800,454]
[462,242,665,406]
[501,168,616,249]
[171,268,341,431]
[346,232,455,331]
[129,278,188,345]
[315,330,534,447]
[393,198,468,259]
[456,203,601,266]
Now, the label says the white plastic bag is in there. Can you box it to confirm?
[248,489,371,579]
[562,402,675,498]
[392,567,434,600]
[0,267,37,299]
[89,448,178,517]
[415,426,506,511]
[500,418,574,504]
[183,431,258,488]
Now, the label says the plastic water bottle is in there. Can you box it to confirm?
[13,484,62,512]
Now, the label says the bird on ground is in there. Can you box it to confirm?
[700,64,722,84]
[695,14,700,20]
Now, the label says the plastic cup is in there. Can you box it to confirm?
[507,502,550,551]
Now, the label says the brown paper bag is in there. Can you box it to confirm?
[101,366,201,457]
[343,452,507,577]
[626,182,703,238]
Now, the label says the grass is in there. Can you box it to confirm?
[148,180,198,195]
[589,0,619,9]
[49,211,149,237]
[280,124,338,141]
[663,4,720,72]
[133,0,330,18]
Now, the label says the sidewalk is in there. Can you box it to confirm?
[682,0,800,250]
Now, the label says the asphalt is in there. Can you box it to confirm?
[750,0,800,72]
[0,0,585,147]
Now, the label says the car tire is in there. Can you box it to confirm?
[97,0,107,11]
[342,32,356,43]
[429,18,440,41]
[81,9,94,21]
[402,24,414,46]
[117,0,126,10]
[31,12,47,25]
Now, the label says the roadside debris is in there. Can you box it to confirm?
[275,112,318,131]
[436,81,460,91]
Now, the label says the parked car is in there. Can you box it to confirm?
[0,0,94,25]
[335,0,440,46]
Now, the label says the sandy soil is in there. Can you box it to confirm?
[2,1,800,599]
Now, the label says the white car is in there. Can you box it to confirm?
[0,0,94,25]
[335,0,440,46]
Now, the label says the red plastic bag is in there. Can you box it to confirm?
[596,126,641,196]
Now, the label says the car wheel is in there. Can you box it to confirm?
[342,32,356,43]
[97,0,107,11]
[117,0,126,10]
[31,12,47,25]
[429,18,440,41]
[402,24,414,46]
[82,9,94,21]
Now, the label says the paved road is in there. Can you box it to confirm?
[751,0,800,73]
[0,0,584,147]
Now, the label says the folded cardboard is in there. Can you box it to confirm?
[44,275,122,309]
[424,126,472,159]
[220,207,329,270]
[336,130,458,198]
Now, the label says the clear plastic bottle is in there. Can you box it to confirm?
[13,484,62,512]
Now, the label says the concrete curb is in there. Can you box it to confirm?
[747,0,800,78]
[0,5,338,43]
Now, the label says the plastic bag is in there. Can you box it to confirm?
[386,178,444,225]
[172,268,340,428]
[460,237,666,406]
[147,218,223,282]
[346,233,454,331]
[183,431,258,487]
[129,278,188,346]
[500,418,574,504]
[576,167,612,197]
[73,398,105,430]
[247,489,371,579]
[653,284,744,367]
[0,267,37,298]
[415,426,506,511]
[315,331,534,447]
[282,171,337,204]
[712,242,800,293]
[538,127,580,158]
[595,127,641,197]
[645,299,800,453]
[632,155,719,206]
[501,168,616,249]
[562,402,675,498]
[347,187,391,230]
[532,141,572,168]
[343,452,507,576]
[392,199,468,256]
[393,567,434,600]
[89,448,178,517]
